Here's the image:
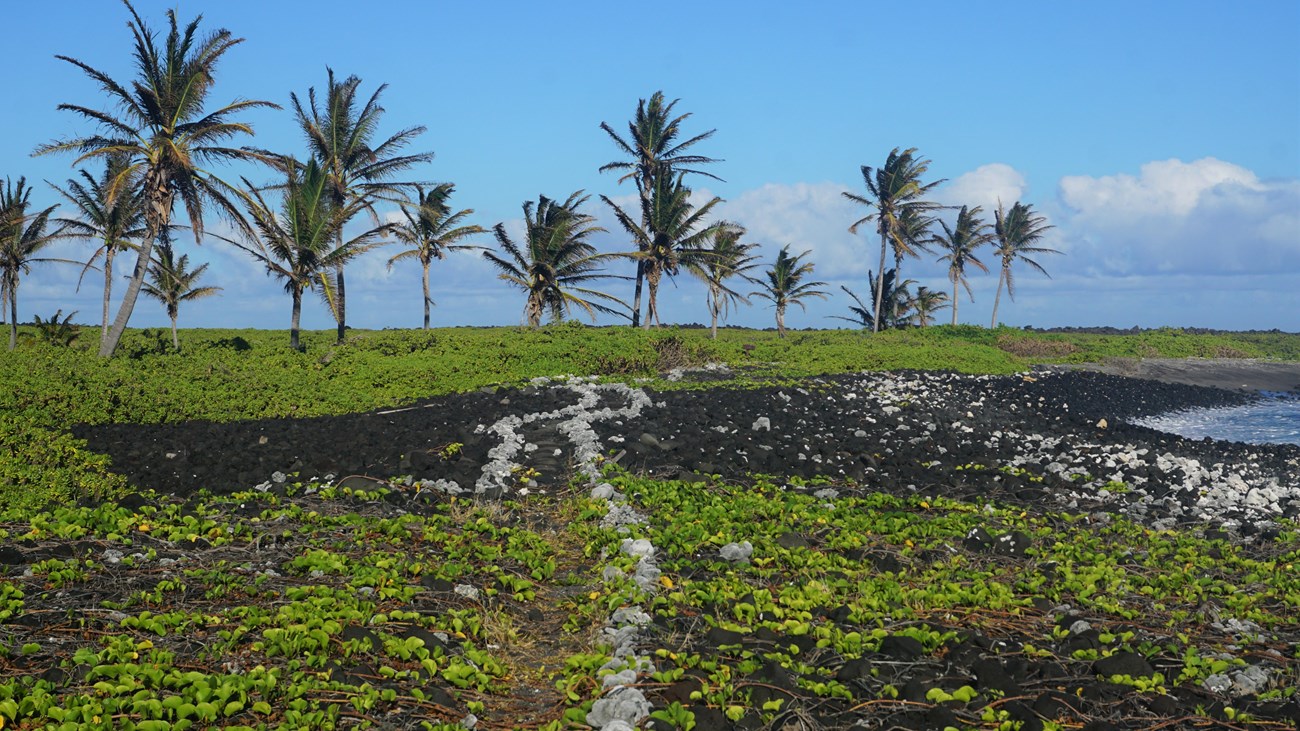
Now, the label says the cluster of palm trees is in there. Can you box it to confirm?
[842,148,1059,332]
[2,2,1062,356]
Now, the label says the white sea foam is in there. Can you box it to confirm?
[1135,396,1300,447]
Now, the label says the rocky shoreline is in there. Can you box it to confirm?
[75,368,1300,535]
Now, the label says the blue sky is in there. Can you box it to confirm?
[4,0,1298,332]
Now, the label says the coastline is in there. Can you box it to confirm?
[1050,357,1300,393]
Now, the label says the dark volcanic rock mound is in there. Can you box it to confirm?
[73,369,1299,528]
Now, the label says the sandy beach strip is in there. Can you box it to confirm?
[1052,357,1300,393]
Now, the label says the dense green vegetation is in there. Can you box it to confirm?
[7,325,1297,430]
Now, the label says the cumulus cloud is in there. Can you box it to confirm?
[714,181,865,279]
[935,163,1029,213]
[1057,157,1300,277]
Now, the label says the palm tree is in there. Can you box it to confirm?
[843,148,945,332]
[933,205,993,326]
[753,245,827,338]
[685,222,762,339]
[226,158,391,350]
[0,178,76,350]
[603,173,722,328]
[387,184,486,329]
[484,192,626,327]
[35,1,277,358]
[834,269,915,330]
[283,69,432,343]
[140,239,221,351]
[49,154,148,346]
[889,204,938,321]
[990,201,1059,328]
[600,91,720,327]
[904,286,950,328]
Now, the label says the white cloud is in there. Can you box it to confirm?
[936,163,1028,213]
[1057,157,1300,277]
[714,181,865,279]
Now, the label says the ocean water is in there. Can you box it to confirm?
[1135,393,1300,447]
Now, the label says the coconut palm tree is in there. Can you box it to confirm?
[386,184,486,329]
[0,178,76,350]
[904,286,950,328]
[600,91,720,327]
[35,1,277,357]
[754,245,827,338]
[225,158,391,350]
[140,239,220,351]
[685,222,762,339]
[991,201,1059,328]
[602,173,722,328]
[933,205,993,326]
[49,154,148,345]
[833,269,915,330]
[484,192,626,328]
[843,148,945,333]
[282,69,432,343]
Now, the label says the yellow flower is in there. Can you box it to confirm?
[138,523,151,532]
[659,576,675,590]
[588,591,601,600]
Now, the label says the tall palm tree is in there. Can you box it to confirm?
[843,147,945,333]
[387,184,486,329]
[603,173,721,328]
[753,245,827,338]
[685,222,762,339]
[933,205,993,326]
[484,192,625,327]
[226,158,391,350]
[600,91,720,327]
[140,239,220,351]
[49,153,148,345]
[35,1,277,358]
[283,69,432,343]
[0,178,75,350]
[990,201,1059,328]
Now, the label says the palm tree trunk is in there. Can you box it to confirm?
[100,177,171,358]
[170,313,179,351]
[99,239,154,357]
[102,248,115,344]
[526,294,542,328]
[7,279,16,351]
[631,260,645,328]
[776,303,786,338]
[872,228,888,333]
[335,263,346,343]
[990,268,1005,329]
[710,287,719,340]
[951,278,959,326]
[644,269,659,329]
[421,261,431,330]
[291,286,303,351]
